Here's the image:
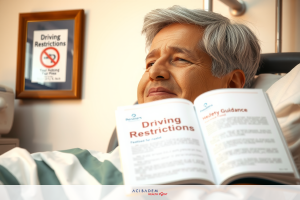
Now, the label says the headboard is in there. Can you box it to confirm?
[257,52,300,74]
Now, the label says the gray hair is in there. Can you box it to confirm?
[142,5,261,88]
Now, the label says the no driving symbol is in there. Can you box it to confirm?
[40,47,60,68]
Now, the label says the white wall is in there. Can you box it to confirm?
[0,0,299,153]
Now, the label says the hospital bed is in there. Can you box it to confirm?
[107,52,300,153]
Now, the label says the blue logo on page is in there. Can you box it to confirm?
[200,103,213,112]
[126,113,142,121]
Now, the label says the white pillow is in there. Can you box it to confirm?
[265,64,300,171]
[251,74,282,92]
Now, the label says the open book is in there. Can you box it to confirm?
[115,89,299,185]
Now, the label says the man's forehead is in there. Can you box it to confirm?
[145,24,205,60]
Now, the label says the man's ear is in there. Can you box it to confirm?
[226,69,245,88]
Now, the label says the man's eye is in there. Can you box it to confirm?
[146,62,155,69]
[177,58,190,62]
[173,58,191,64]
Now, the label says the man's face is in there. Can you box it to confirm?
[138,23,229,104]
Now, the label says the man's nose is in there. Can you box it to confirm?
[148,59,170,80]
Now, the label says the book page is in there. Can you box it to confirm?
[116,98,215,185]
[194,89,295,184]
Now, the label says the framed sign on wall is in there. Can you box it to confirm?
[15,9,84,99]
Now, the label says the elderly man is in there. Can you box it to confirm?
[138,5,260,104]
[0,6,261,185]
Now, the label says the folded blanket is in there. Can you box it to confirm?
[0,147,123,185]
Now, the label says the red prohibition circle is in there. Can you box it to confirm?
[40,47,60,68]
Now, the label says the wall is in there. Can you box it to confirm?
[0,0,299,153]
[214,0,300,53]
[282,0,300,52]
